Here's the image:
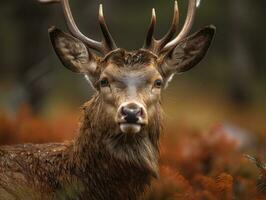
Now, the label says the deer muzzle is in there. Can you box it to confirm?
[116,102,148,134]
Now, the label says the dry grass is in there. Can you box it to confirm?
[0,104,266,200]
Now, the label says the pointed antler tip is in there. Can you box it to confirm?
[174,1,178,10]
[99,4,103,11]
[99,4,104,19]
[152,8,156,18]
[196,0,201,8]
[174,1,179,7]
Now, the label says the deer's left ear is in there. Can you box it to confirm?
[160,26,216,83]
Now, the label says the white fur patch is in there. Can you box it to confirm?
[122,75,145,98]
[84,74,92,84]
[84,74,96,90]
[120,124,141,134]
[167,74,175,83]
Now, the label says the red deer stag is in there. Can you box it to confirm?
[0,0,215,199]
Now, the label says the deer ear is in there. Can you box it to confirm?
[160,26,216,83]
[49,27,100,85]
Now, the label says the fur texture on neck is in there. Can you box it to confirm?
[73,94,161,178]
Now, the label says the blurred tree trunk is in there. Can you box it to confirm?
[228,0,253,107]
[11,0,54,113]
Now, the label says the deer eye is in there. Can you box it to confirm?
[100,78,109,87]
[154,79,163,88]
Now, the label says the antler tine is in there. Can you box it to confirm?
[144,8,156,49]
[163,0,197,51]
[60,0,105,53]
[39,0,117,54]
[99,4,117,51]
[144,1,179,53]
[156,1,179,51]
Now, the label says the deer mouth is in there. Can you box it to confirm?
[119,123,144,134]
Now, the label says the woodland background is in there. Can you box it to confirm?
[0,0,266,199]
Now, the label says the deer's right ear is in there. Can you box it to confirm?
[49,27,100,85]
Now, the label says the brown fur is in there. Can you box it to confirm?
[0,21,215,199]
[102,49,158,68]
[0,93,161,200]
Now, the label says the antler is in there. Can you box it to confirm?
[144,0,197,54]
[39,0,117,54]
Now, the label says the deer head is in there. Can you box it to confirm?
[41,0,215,136]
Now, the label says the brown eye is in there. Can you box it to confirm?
[100,78,109,87]
[154,79,163,88]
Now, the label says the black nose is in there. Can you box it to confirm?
[121,106,142,124]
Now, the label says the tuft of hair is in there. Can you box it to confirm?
[103,49,156,68]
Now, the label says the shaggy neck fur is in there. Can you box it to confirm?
[70,94,161,199]
[0,94,161,200]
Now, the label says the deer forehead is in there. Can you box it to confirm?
[99,49,161,83]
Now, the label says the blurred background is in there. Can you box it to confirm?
[0,0,265,131]
[0,0,265,148]
[0,0,266,198]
